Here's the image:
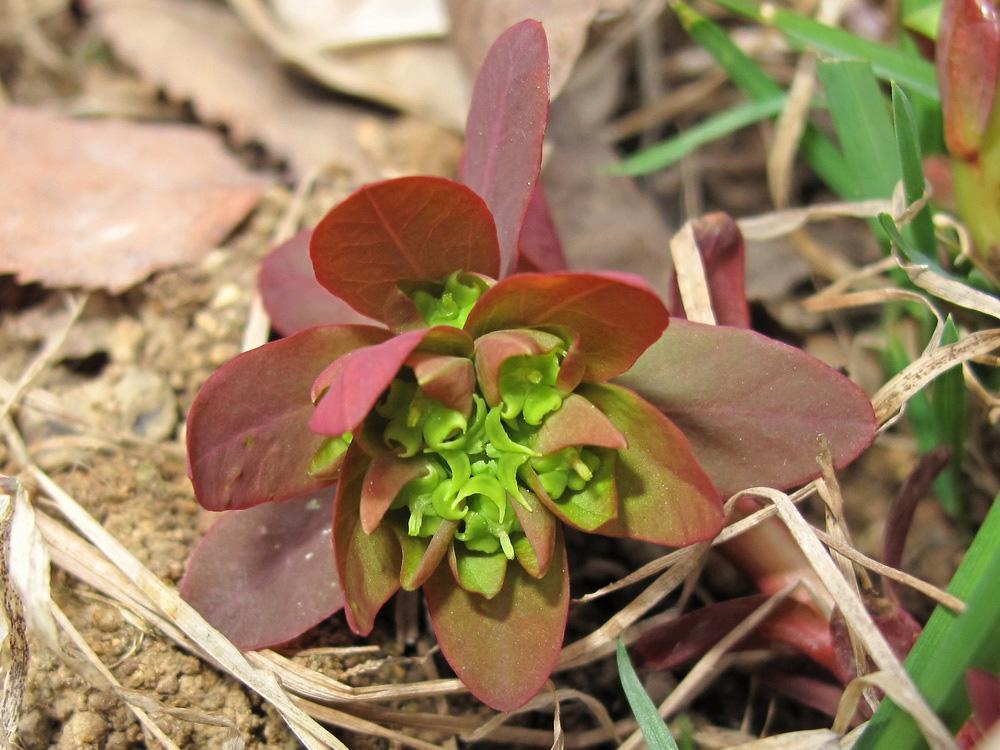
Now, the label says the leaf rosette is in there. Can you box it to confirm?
[180,21,876,712]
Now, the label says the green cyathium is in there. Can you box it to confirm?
[370,343,613,595]
[410,271,490,328]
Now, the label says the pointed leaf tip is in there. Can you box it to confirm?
[461,20,550,277]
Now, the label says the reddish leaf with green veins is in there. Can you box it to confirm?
[310,176,501,321]
[188,325,391,511]
[616,319,876,496]
[465,272,670,382]
[423,527,570,712]
[580,383,725,546]
[460,20,549,276]
[179,487,342,650]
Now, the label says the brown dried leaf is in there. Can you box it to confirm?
[0,107,266,292]
[89,0,383,178]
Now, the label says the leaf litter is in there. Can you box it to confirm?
[0,1,997,748]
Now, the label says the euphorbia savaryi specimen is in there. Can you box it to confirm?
[180,21,876,712]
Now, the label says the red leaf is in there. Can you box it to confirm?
[616,319,876,496]
[580,383,724,546]
[968,669,1000,733]
[937,0,1000,158]
[515,183,568,273]
[460,19,550,277]
[635,595,835,672]
[179,487,342,650]
[423,527,569,711]
[465,272,669,382]
[510,488,556,578]
[334,449,401,635]
[259,229,382,336]
[407,352,476,417]
[532,393,628,456]
[310,176,500,321]
[188,325,391,511]
[360,455,429,534]
[669,213,751,329]
[310,326,473,436]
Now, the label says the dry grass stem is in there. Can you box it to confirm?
[619,581,802,750]
[671,220,716,324]
[748,488,958,749]
[872,329,1000,423]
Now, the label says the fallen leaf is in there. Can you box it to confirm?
[0,107,266,292]
[89,0,384,178]
[446,0,602,99]
[271,0,449,48]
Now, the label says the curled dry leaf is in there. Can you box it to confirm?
[0,107,266,292]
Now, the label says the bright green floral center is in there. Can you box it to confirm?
[374,347,599,561]
[410,271,489,328]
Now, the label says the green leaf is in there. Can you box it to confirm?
[609,95,787,176]
[892,83,939,262]
[855,495,1000,749]
[930,316,968,515]
[616,639,680,750]
[715,0,939,99]
[672,1,854,195]
[902,0,942,38]
[817,59,900,200]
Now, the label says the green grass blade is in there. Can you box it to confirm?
[902,0,942,38]
[713,0,939,99]
[672,1,855,195]
[817,59,900,200]
[617,639,680,750]
[608,95,787,176]
[892,83,939,260]
[930,316,968,515]
[855,495,1000,749]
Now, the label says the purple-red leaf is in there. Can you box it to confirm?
[515,183,568,273]
[669,213,751,329]
[310,326,473,437]
[532,393,628,455]
[510,488,556,578]
[616,319,877,497]
[360,455,429,534]
[311,176,501,321]
[334,449,401,635]
[188,325,391,511]
[580,383,724,546]
[259,228,382,336]
[407,352,476,417]
[465,272,670,382]
[460,19,550,277]
[423,527,569,712]
[179,487,342,650]
[634,595,836,672]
